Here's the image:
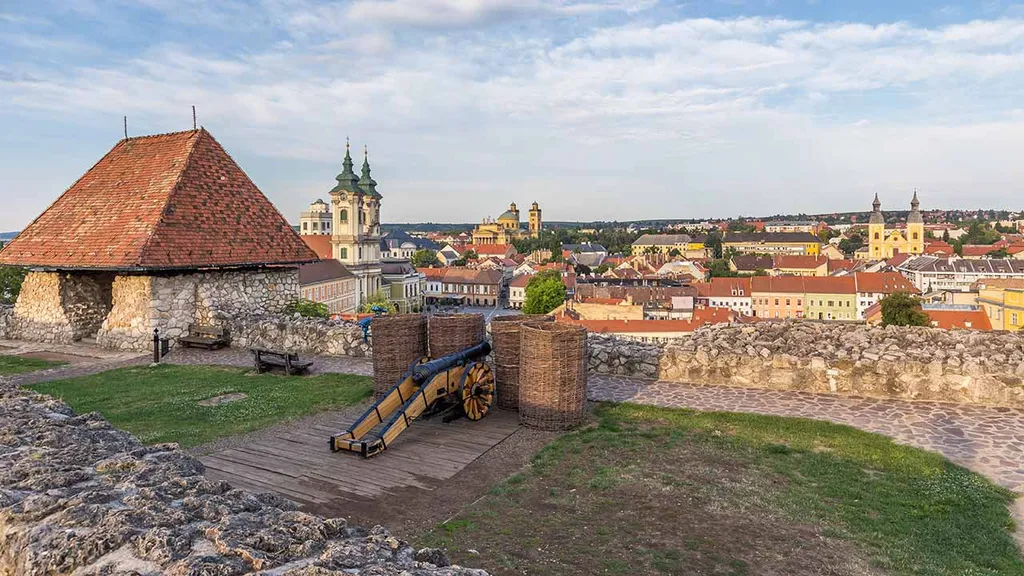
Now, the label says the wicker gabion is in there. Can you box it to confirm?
[491,314,554,410]
[518,322,588,430]
[428,313,485,359]
[370,314,427,397]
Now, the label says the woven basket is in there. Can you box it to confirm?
[519,322,588,430]
[370,314,427,397]
[428,313,485,359]
[491,314,553,410]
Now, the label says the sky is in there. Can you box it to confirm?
[3,1,1024,231]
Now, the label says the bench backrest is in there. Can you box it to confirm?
[188,324,229,338]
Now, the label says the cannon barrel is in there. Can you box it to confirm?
[412,341,491,384]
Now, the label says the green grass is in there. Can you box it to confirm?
[27,364,373,447]
[0,354,67,375]
[421,403,1023,576]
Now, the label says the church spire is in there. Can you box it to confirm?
[358,145,380,199]
[330,137,364,195]
[908,189,923,224]
[869,193,884,224]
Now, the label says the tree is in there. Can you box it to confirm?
[411,249,438,268]
[594,263,612,275]
[462,250,478,262]
[0,266,26,305]
[574,263,592,276]
[880,292,929,327]
[284,299,329,319]
[522,270,567,314]
[987,248,1010,258]
[707,259,739,278]
[360,290,398,315]
[942,229,950,243]
[705,231,724,259]
[668,248,682,257]
[838,234,864,257]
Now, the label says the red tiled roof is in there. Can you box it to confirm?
[695,277,751,298]
[827,259,858,273]
[509,274,532,288]
[298,259,353,285]
[557,307,733,334]
[961,244,1003,257]
[751,276,807,294]
[926,309,992,330]
[971,278,1024,290]
[0,129,316,270]
[773,255,827,269]
[854,272,919,294]
[463,244,514,256]
[579,297,626,305]
[1008,244,1024,255]
[886,253,913,267]
[802,276,856,294]
[417,267,447,280]
[300,235,333,259]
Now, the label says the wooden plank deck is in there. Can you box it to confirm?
[200,410,522,509]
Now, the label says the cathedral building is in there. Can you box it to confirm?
[328,143,383,305]
[863,191,925,260]
[471,201,543,245]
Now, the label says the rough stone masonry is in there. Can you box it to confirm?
[588,321,1024,408]
[0,387,486,576]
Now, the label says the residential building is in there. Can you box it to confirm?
[631,234,709,258]
[463,243,518,260]
[820,244,845,260]
[863,192,925,260]
[853,272,919,319]
[763,221,824,234]
[436,244,462,265]
[729,255,773,275]
[509,274,530,309]
[299,260,357,315]
[751,277,807,319]
[563,243,607,267]
[656,260,707,282]
[380,259,425,313]
[694,277,753,316]
[723,232,821,256]
[299,199,332,235]
[896,256,1024,293]
[327,143,383,306]
[435,268,504,307]
[865,303,992,330]
[555,307,736,344]
[975,278,1024,332]
[771,255,828,277]
[300,234,333,259]
[419,267,445,301]
[380,230,439,260]
[471,201,542,244]
[803,277,858,321]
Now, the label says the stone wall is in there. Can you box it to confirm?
[0,305,12,339]
[588,322,1024,408]
[0,387,485,576]
[225,313,371,357]
[8,271,73,344]
[97,269,300,351]
[60,272,113,340]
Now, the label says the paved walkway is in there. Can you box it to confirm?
[0,339,148,389]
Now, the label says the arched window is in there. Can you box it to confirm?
[874,232,880,240]
[912,232,919,240]
[340,247,348,259]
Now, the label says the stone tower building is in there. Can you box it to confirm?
[529,201,542,239]
[329,143,382,306]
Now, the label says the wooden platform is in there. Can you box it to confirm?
[200,410,522,509]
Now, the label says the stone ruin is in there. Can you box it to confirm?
[0,386,487,576]
[589,321,1024,408]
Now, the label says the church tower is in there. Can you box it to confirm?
[868,194,885,260]
[906,190,924,255]
[529,201,542,239]
[328,141,382,307]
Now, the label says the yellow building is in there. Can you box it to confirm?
[863,191,925,260]
[722,232,820,256]
[631,234,710,258]
[976,279,1024,331]
[472,201,542,244]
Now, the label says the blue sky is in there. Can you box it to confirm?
[3,0,1024,230]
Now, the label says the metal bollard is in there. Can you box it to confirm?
[153,328,161,364]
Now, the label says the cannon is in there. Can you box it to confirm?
[330,341,495,457]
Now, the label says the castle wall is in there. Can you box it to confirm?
[8,272,74,343]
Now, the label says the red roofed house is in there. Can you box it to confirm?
[555,306,735,343]
[463,244,518,260]
[694,277,753,316]
[853,272,919,319]
[865,303,992,331]
[0,129,317,349]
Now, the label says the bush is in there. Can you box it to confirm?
[880,291,929,327]
[0,266,27,305]
[284,299,330,318]
[523,270,567,314]
[359,290,398,315]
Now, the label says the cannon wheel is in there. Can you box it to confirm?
[459,362,494,421]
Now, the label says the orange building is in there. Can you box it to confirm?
[751,276,806,319]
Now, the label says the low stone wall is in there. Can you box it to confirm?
[225,313,371,357]
[8,271,74,344]
[589,322,1024,408]
[61,272,114,341]
[0,387,484,575]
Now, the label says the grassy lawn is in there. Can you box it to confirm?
[420,403,1023,576]
[0,354,67,375]
[27,364,373,448]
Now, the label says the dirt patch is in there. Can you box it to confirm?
[198,392,248,406]
[16,351,93,363]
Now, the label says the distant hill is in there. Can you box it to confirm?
[0,232,18,241]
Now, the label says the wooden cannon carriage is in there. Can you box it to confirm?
[330,341,495,458]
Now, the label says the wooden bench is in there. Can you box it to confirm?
[179,324,230,350]
[251,348,314,375]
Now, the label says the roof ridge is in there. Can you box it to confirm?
[136,130,204,266]
[123,128,202,141]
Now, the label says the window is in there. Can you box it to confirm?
[774,298,779,306]
[874,232,880,240]
[912,232,919,239]
[797,299,802,306]
[786,299,791,306]
[340,209,348,223]
[302,222,308,230]
[340,247,348,259]
[1014,313,1019,325]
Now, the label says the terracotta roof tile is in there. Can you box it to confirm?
[772,255,827,269]
[0,129,317,270]
[854,272,919,294]
[300,235,333,259]
[925,309,992,330]
[695,277,751,298]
